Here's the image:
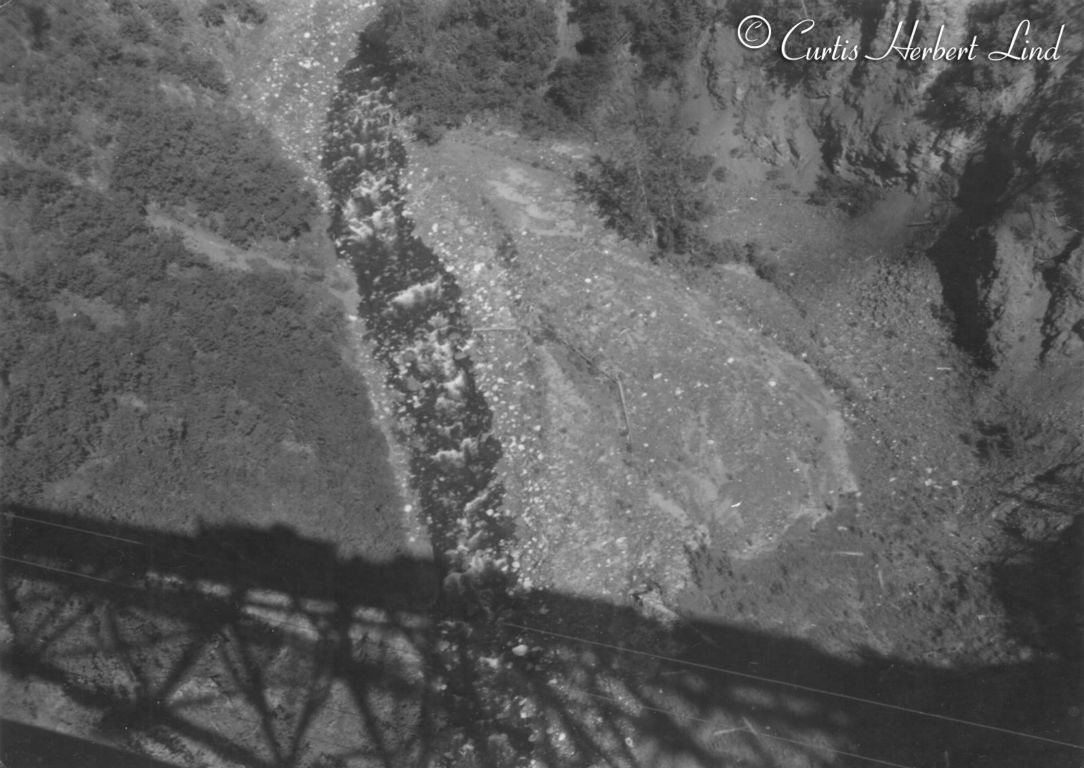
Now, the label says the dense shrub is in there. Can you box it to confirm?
[1,0,394,531]
[157,48,230,93]
[1,163,372,507]
[363,0,557,140]
[0,1,243,181]
[807,173,881,217]
[113,102,317,244]
[570,0,632,55]
[575,127,710,255]
[198,0,268,26]
[570,0,706,81]
[142,0,185,34]
[355,0,706,136]
[2,264,374,504]
[625,0,708,81]
[3,166,201,302]
[545,55,609,121]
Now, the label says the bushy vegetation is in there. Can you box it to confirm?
[349,0,720,262]
[198,0,268,26]
[2,4,229,119]
[1,3,393,526]
[807,173,882,218]
[0,165,377,515]
[545,1,720,262]
[574,118,715,257]
[360,0,707,139]
[1,2,315,245]
[569,0,706,81]
[362,0,558,141]
[544,55,611,123]
[534,0,706,129]
[113,102,317,244]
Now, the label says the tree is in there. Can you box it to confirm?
[575,120,710,255]
[365,0,557,139]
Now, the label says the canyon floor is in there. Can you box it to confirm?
[2,2,1081,767]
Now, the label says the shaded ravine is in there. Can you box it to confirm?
[322,42,512,587]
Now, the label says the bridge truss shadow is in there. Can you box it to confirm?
[2,503,1081,768]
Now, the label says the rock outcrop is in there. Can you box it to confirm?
[694,0,1084,382]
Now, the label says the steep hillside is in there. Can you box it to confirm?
[696,0,1084,385]
[315,0,1082,762]
[1,4,428,765]
[3,1,1082,767]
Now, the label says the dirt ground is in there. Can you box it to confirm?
[401,123,1082,764]
[407,126,985,653]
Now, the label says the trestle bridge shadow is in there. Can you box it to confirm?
[1,504,1080,768]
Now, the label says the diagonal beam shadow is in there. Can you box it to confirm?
[3,503,1082,768]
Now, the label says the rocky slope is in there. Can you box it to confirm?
[403,132,859,602]
[304,0,1084,681]
[696,0,1084,385]
[681,1,1084,610]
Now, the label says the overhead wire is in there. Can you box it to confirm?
[5,511,1083,761]
[2,553,918,768]
[577,688,919,768]
[2,511,433,628]
[1,670,392,768]
[0,555,409,642]
[0,554,430,756]
[0,552,925,768]
[504,620,1084,752]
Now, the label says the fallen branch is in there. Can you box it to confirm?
[565,336,602,372]
[741,717,763,745]
[615,372,632,448]
[543,321,633,449]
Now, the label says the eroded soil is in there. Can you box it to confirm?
[404,123,1082,716]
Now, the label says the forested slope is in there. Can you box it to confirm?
[0,1,403,553]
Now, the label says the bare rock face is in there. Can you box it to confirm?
[1044,240,1084,358]
[696,0,975,189]
[404,136,857,600]
[983,199,1083,369]
[684,0,1084,584]
[697,0,1084,382]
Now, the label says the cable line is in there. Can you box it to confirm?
[6,512,1080,755]
[504,621,1084,752]
[579,688,919,768]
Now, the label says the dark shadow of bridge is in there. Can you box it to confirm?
[2,504,1081,768]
